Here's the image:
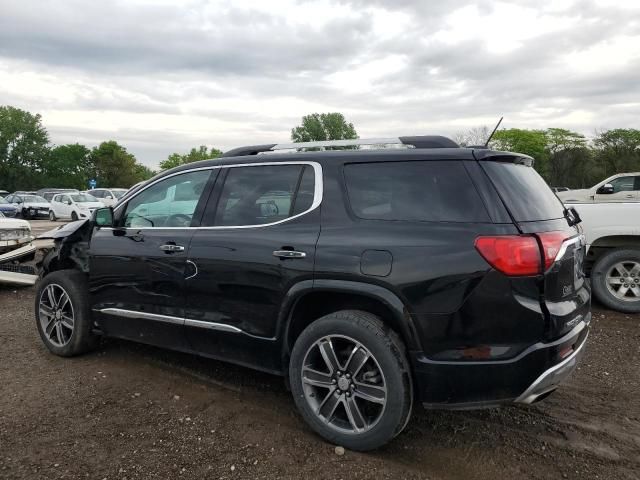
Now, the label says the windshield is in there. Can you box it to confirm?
[71,193,98,203]
[113,189,127,199]
[23,195,48,203]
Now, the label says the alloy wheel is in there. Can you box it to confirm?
[301,335,387,435]
[38,284,75,347]
[606,261,640,301]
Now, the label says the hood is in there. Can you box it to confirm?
[557,189,593,203]
[0,217,30,230]
[76,202,104,209]
[22,202,50,208]
[38,219,90,239]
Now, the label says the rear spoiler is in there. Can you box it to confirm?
[472,149,534,167]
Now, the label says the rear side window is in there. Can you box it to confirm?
[482,162,565,221]
[344,161,490,223]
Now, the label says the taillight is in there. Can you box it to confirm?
[475,236,540,276]
[475,232,568,276]
[537,231,567,270]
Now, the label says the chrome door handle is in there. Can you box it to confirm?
[273,250,306,259]
[160,244,185,252]
[625,194,634,198]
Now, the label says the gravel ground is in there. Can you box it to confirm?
[0,236,639,479]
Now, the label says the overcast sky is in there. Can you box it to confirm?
[1,0,639,167]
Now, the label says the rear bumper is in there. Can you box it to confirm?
[414,312,590,408]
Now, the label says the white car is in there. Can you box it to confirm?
[4,194,51,219]
[49,193,104,221]
[87,188,128,207]
[558,172,640,203]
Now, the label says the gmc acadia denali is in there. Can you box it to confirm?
[35,135,591,450]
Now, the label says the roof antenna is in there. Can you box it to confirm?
[484,116,503,147]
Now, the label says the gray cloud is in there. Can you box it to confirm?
[1,0,639,166]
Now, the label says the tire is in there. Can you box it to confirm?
[49,210,56,221]
[35,269,98,357]
[591,248,640,313]
[71,211,78,221]
[289,310,413,451]
[22,208,31,220]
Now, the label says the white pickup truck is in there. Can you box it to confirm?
[572,202,640,313]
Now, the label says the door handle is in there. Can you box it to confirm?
[273,250,306,259]
[160,244,185,252]
[625,194,634,198]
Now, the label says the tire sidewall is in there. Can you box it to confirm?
[35,269,94,356]
[592,249,640,313]
[289,312,411,451]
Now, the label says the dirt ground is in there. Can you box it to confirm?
[1,262,639,478]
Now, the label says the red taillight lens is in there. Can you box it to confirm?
[475,235,541,276]
[537,231,567,270]
[475,232,568,276]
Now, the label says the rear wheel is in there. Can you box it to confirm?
[289,310,412,451]
[35,269,98,356]
[591,249,640,313]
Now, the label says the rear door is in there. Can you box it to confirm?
[183,162,321,371]
[89,169,214,349]
[480,158,590,339]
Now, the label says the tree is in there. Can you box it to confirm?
[544,128,590,188]
[453,125,491,147]
[0,105,49,191]
[44,143,92,189]
[592,129,640,178]
[291,112,358,143]
[159,145,222,170]
[491,128,549,176]
[90,141,149,188]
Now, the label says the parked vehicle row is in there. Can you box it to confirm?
[36,136,590,451]
[0,187,129,219]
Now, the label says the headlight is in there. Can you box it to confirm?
[0,228,30,241]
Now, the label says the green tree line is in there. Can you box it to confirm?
[457,126,640,188]
[0,105,157,191]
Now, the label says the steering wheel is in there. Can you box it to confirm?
[166,213,192,227]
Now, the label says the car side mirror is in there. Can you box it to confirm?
[67,200,73,205]
[94,207,114,227]
[105,194,113,199]
[597,183,614,194]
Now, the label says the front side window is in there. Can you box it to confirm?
[90,190,104,198]
[122,171,211,228]
[213,164,315,227]
[609,176,635,193]
[344,161,490,223]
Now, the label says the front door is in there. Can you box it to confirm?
[595,176,639,202]
[184,163,321,371]
[89,169,214,349]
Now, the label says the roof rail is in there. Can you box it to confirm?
[221,135,459,157]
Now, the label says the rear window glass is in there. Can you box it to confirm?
[344,161,490,223]
[482,162,565,221]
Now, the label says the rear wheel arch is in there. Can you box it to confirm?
[280,280,419,362]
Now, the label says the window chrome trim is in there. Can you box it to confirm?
[554,234,585,263]
[111,161,322,230]
[97,307,243,334]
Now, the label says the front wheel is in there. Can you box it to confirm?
[591,248,640,313]
[71,211,78,221]
[22,208,31,220]
[289,310,413,451]
[49,210,56,221]
[35,269,98,356]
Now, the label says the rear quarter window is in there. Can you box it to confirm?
[481,162,565,222]
[344,161,490,223]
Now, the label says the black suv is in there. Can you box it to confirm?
[35,136,590,450]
